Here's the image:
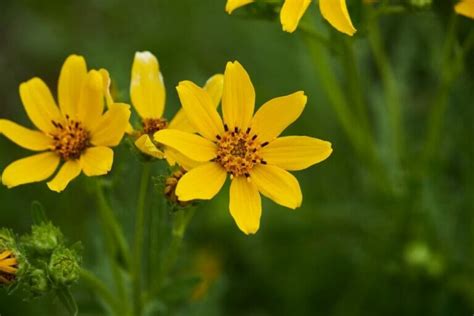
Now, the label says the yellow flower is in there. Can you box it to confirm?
[0,55,131,192]
[226,0,356,35]
[0,250,17,284]
[155,61,332,234]
[455,0,474,19]
[129,51,224,170]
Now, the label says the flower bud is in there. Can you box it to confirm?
[26,268,50,295]
[164,168,191,207]
[0,228,24,286]
[25,222,63,255]
[49,247,80,286]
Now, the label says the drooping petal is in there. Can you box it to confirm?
[250,164,302,209]
[47,160,81,192]
[77,70,104,131]
[455,0,474,19]
[319,0,357,36]
[262,136,332,170]
[130,51,165,119]
[176,81,224,140]
[19,78,63,133]
[251,91,306,142]
[58,55,87,117]
[164,147,201,171]
[229,176,262,235]
[99,68,115,107]
[80,146,113,177]
[226,0,254,14]
[91,103,131,147]
[175,162,227,201]
[1,152,60,188]
[0,119,52,151]
[222,61,255,130]
[280,0,311,33]
[135,134,165,159]
[154,129,217,162]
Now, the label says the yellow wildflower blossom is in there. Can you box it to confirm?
[455,0,474,19]
[226,0,356,35]
[0,250,18,284]
[0,55,131,192]
[155,61,332,234]
[129,51,224,170]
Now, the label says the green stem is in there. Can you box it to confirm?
[79,268,120,314]
[132,163,152,316]
[95,181,129,314]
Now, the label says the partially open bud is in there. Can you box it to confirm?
[49,246,80,286]
[164,168,191,207]
[0,229,23,286]
[24,222,64,256]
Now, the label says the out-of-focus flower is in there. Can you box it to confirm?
[129,51,224,170]
[455,0,474,19]
[226,0,357,35]
[155,61,332,235]
[0,55,131,192]
[191,249,222,301]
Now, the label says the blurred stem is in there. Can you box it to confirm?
[80,268,120,314]
[149,207,196,298]
[132,163,151,316]
[421,16,474,172]
[95,181,129,314]
[367,10,404,165]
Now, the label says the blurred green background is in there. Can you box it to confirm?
[0,0,473,315]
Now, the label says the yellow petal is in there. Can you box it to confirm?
[262,136,332,170]
[319,0,357,36]
[80,146,113,177]
[280,0,311,33]
[455,0,474,19]
[167,109,195,133]
[0,251,12,260]
[251,91,306,142]
[77,70,104,130]
[58,55,87,117]
[176,81,224,140]
[229,176,262,235]
[250,164,302,209]
[91,103,131,147]
[154,129,217,162]
[204,74,224,107]
[226,0,254,14]
[135,134,165,159]
[0,119,52,151]
[164,147,201,171]
[47,160,81,192]
[222,61,255,130]
[130,51,165,119]
[99,68,115,107]
[19,78,63,133]
[1,152,60,188]
[176,162,227,201]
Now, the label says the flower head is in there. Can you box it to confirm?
[0,229,21,285]
[129,51,224,170]
[455,0,474,19]
[226,0,356,35]
[0,55,131,192]
[155,61,332,234]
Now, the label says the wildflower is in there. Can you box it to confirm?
[130,51,223,170]
[0,250,18,285]
[155,61,332,234]
[226,0,356,35]
[455,0,474,19]
[0,55,131,192]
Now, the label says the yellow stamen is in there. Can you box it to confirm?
[215,125,266,177]
[0,250,18,285]
[50,116,90,160]
[142,117,168,136]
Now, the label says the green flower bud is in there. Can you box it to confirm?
[49,247,80,286]
[26,268,50,295]
[25,222,64,255]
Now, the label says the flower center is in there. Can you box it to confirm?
[50,116,90,161]
[215,126,267,177]
[0,250,18,285]
[142,118,168,136]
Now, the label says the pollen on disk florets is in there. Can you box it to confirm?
[142,118,168,136]
[50,116,90,161]
[215,125,267,177]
